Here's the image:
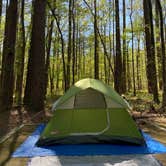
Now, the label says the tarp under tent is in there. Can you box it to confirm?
[36,78,144,146]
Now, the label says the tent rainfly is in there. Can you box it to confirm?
[37,78,145,146]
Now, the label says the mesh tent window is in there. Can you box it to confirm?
[74,88,106,109]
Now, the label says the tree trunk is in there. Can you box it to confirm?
[44,18,54,97]
[55,39,60,91]
[155,0,166,108]
[72,0,76,84]
[66,0,72,89]
[0,0,2,67]
[122,0,127,93]
[136,37,142,90]
[114,0,122,94]
[108,0,112,84]
[112,0,115,74]
[130,0,136,96]
[75,14,79,81]
[15,0,25,106]
[82,38,86,77]
[49,36,57,96]
[78,31,81,80]
[126,41,132,91]
[155,2,162,90]
[104,24,107,83]
[0,0,2,25]
[0,0,18,111]
[143,0,159,103]
[24,0,46,111]
[94,0,99,79]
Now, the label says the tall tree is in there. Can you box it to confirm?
[49,34,58,95]
[126,40,132,91]
[15,0,26,105]
[108,0,112,84]
[155,1,162,90]
[136,35,142,90]
[112,0,115,74]
[143,0,159,103]
[94,0,99,79]
[122,0,127,93]
[0,0,3,69]
[114,0,122,94]
[66,0,72,89]
[0,0,2,25]
[24,0,46,111]
[72,0,76,84]
[155,0,166,108]
[130,0,136,96]
[0,0,18,111]
[44,17,54,97]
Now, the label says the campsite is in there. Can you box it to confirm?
[0,0,166,165]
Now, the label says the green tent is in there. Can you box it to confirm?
[37,78,144,146]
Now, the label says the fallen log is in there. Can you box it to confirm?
[0,110,45,144]
[140,119,166,132]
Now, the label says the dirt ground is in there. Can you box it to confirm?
[0,105,166,166]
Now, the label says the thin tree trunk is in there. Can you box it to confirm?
[112,0,115,73]
[0,0,18,111]
[72,0,76,84]
[66,0,72,89]
[127,41,132,91]
[56,39,60,91]
[0,0,2,24]
[49,37,57,95]
[108,0,112,84]
[0,0,3,67]
[136,37,141,90]
[122,0,127,93]
[130,0,136,96]
[155,2,162,90]
[82,38,85,77]
[104,24,107,83]
[75,13,79,81]
[114,0,122,94]
[15,0,25,106]
[44,18,54,97]
[94,0,99,79]
[78,31,81,79]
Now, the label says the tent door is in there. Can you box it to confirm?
[70,109,110,136]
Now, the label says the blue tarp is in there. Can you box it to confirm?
[12,124,166,157]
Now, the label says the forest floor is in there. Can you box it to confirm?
[0,93,166,166]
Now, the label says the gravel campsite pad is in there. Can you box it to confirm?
[28,155,162,166]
